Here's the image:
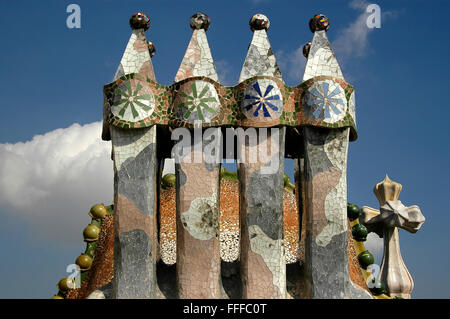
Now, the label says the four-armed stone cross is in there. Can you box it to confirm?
[360,175,425,299]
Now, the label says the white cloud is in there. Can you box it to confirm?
[333,0,374,61]
[0,122,113,244]
[349,0,370,10]
[277,46,306,84]
[333,0,399,62]
[276,0,377,83]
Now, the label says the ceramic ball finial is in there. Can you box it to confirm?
[129,12,151,31]
[309,13,329,32]
[190,13,211,31]
[148,41,156,57]
[303,42,312,58]
[249,14,270,32]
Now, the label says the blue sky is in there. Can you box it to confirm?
[0,0,449,298]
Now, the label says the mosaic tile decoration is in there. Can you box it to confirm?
[129,12,151,31]
[174,27,218,82]
[238,128,287,298]
[111,77,155,122]
[103,13,358,140]
[242,78,284,120]
[103,74,358,140]
[113,29,155,82]
[103,20,156,141]
[97,11,382,300]
[239,30,282,82]
[309,13,330,32]
[110,126,159,298]
[303,79,347,123]
[173,80,220,123]
[302,127,372,299]
[189,12,210,31]
[249,13,270,31]
[175,142,222,298]
[303,30,343,81]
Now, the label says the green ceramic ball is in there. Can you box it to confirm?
[369,279,387,296]
[347,203,361,221]
[57,277,74,293]
[358,250,374,269]
[89,204,107,220]
[352,223,368,242]
[76,254,93,271]
[162,174,176,189]
[83,224,100,242]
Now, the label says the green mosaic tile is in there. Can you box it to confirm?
[103,74,358,140]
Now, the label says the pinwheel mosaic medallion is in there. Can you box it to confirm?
[303,80,347,123]
[175,81,220,123]
[242,79,283,120]
[111,78,155,122]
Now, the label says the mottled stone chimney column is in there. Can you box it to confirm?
[111,126,159,298]
[175,128,222,298]
[106,12,159,299]
[303,127,370,298]
[239,127,286,298]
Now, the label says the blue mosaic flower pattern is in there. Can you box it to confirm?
[303,80,347,123]
[242,79,283,120]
